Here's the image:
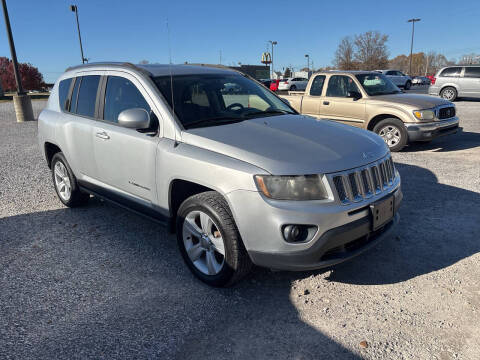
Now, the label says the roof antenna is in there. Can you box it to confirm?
[166,18,175,128]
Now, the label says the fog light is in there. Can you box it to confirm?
[282,224,317,243]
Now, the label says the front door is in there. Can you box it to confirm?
[460,67,480,97]
[319,75,366,127]
[93,74,159,204]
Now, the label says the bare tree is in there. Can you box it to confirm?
[139,59,149,65]
[334,36,356,70]
[353,31,389,70]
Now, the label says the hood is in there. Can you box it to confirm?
[371,93,452,109]
[181,115,388,175]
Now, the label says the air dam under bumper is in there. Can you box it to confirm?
[249,213,399,271]
[406,117,460,142]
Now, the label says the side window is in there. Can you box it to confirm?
[386,71,396,76]
[309,75,326,96]
[326,75,360,97]
[58,78,72,110]
[440,67,462,77]
[103,76,151,123]
[76,75,100,117]
[464,67,480,78]
[69,77,81,113]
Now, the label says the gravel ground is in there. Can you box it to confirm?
[0,99,479,359]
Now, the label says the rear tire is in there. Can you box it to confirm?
[176,191,252,287]
[373,118,408,152]
[440,87,457,101]
[51,152,90,207]
[404,81,412,90]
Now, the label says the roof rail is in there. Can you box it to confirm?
[64,62,152,76]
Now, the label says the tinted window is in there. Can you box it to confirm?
[76,75,100,117]
[464,67,480,78]
[103,76,150,123]
[69,77,81,113]
[386,71,396,75]
[326,75,360,97]
[58,78,72,110]
[440,67,462,77]
[310,75,326,96]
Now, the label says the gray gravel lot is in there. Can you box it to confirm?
[1,98,479,359]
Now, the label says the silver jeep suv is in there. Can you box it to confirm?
[38,63,402,286]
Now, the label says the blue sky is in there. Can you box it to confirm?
[1,0,479,82]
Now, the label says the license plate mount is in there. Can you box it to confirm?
[370,195,394,231]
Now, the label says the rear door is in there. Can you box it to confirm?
[300,75,326,118]
[319,75,366,127]
[460,67,480,97]
[92,73,159,204]
[61,74,102,180]
[386,71,400,86]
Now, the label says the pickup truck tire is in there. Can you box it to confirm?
[51,152,90,207]
[440,87,457,101]
[373,118,408,152]
[404,81,412,90]
[176,191,252,287]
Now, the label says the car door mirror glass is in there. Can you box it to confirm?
[347,91,362,99]
[118,108,151,129]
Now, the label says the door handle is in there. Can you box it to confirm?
[323,101,330,105]
[96,131,110,140]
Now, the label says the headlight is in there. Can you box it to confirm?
[413,109,435,120]
[254,175,329,200]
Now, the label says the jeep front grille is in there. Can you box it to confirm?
[331,155,396,204]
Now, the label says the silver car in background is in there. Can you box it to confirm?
[376,70,412,90]
[429,65,480,101]
[38,62,402,286]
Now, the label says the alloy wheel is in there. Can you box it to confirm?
[182,210,226,276]
[442,89,455,100]
[378,125,401,148]
[54,161,72,201]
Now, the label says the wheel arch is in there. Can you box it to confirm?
[44,142,62,168]
[367,114,403,131]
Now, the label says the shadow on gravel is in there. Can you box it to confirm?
[0,200,360,359]
[325,162,480,285]
[403,130,480,153]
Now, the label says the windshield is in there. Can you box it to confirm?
[355,73,401,96]
[153,73,296,129]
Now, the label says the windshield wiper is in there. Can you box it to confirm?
[184,116,245,129]
[243,109,295,118]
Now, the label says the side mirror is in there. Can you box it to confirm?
[347,91,362,100]
[118,108,151,129]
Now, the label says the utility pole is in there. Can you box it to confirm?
[219,50,222,65]
[1,0,34,122]
[269,40,277,79]
[407,18,421,75]
[305,54,310,77]
[70,5,87,64]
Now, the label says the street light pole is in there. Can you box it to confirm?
[407,18,421,75]
[70,5,86,64]
[305,54,310,76]
[1,0,34,122]
[269,40,277,79]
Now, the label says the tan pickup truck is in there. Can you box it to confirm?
[280,71,460,151]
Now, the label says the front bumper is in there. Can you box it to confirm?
[249,213,399,271]
[227,180,402,271]
[405,117,460,142]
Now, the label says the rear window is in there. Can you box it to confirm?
[58,78,72,110]
[310,75,326,96]
[464,67,480,78]
[76,75,100,117]
[440,67,462,77]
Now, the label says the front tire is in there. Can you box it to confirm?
[176,191,252,287]
[440,87,457,101]
[290,85,297,91]
[51,152,89,207]
[373,118,408,152]
[404,81,412,90]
